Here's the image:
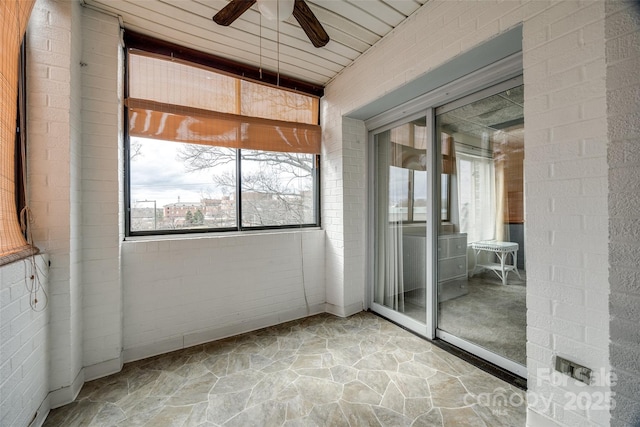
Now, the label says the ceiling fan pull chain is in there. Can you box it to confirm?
[259,12,263,80]
[276,1,280,87]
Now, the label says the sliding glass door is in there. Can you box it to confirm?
[435,83,526,376]
[371,117,431,332]
[368,77,526,377]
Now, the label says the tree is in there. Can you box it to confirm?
[185,210,194,224]
[178,146,312,175]
[177,146,315,226]
[193,209,205,225]
[130,139,143,160]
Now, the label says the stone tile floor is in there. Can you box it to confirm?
[44,312,526,426]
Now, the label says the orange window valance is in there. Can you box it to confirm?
[127,53,321,154]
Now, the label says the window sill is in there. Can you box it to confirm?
[123,227,323,243]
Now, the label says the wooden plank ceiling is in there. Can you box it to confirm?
[82,0,429,87]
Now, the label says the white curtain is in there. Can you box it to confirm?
[456,152,497,243]
[374,135,404,312]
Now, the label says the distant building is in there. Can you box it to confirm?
[163,201,203,221]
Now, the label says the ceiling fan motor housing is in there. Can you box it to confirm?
[257,0,295,21]
[213,0,330,48]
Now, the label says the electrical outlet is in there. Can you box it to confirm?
[555,356,592,385]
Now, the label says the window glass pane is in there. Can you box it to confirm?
[240,81,318,124]
[413,170,427,221]
[437,84,526,367]
[129,137,237,231]
[373,118,428,324]
[128,54,238,113]
[240,150,315,227]
[388,166,409,222]
[440,174,449,221]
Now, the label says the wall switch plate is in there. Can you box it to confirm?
[555,356,592,385]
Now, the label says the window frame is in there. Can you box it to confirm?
[16,38,27,217]
[123,37,321,237]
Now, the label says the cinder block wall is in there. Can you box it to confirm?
[80,7,123,380]
[27,0,85,407]
[0,257,50,427]
[321,115,367,318]
[606,2,640,426]
[121,231,326,362]
[523,2,610,426]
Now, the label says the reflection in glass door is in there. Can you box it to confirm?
[436,84,526,375]
[372,118,429,325]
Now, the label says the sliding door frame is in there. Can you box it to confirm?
[367,110,434,339]
[365,52,526,376]
[434,77,526,378]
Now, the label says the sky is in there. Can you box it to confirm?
[389,167,428,205]
[129,137,229,208]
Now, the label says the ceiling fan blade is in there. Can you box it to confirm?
[213,0,256,26]
[292,0,330,48]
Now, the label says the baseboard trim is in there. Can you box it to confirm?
[123,303,326,363]
[29,395,50,427]
[325,301,363,318]
[183,303,325,348]
[48,367,85,409]
[124,336,184,363]
[84,353,124,382]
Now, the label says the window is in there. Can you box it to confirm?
[125,48,321,235]
[456,153,496,243]
[383,120,428,224]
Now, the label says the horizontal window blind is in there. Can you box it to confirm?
[126,99,321,155]
[127,53,321,154]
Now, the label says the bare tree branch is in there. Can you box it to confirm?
[177,146,313,174]
[130,140,143,160]
[176,145,314,226]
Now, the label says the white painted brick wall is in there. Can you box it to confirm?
[69,0,84,400]
[342,118,367,309]
[0,256,50,427]
[524,2,610,425]
[27,0,84,405]
[322,102,345,313]
[606,1,640,426]
[324,1,612,426]
[121,230,326,361]
[80,6,123,376]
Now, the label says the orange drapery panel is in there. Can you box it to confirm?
[1,0,37,265]
[127,99,321,155]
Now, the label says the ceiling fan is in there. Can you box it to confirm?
[213,0,330,48]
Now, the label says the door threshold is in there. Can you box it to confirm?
[432,338,527,390]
